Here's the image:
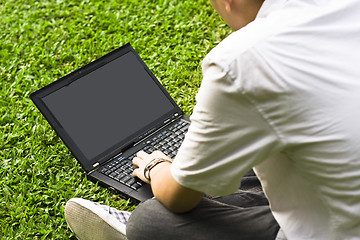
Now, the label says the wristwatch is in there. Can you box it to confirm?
[144,158,172,181]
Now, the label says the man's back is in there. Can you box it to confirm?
[182,0,360,238]
[249,0,360,238]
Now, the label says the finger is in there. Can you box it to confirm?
[132,168,141,179]
[132,168,149,184]
[132,168,140,177]
[150,150,173,161]
[132,157,140,168]
[136,150,149,159]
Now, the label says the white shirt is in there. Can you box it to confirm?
[171,0,360,239]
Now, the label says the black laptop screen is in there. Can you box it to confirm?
[42,51,174,161]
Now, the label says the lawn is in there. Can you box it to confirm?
[0,0,231,239]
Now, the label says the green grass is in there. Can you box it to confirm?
[0,0,231,238]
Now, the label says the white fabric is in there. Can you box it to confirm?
[171,0,360,239]
[276,228,287,240]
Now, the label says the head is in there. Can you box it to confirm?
[209,0,265,30]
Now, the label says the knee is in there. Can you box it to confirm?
[126,198,166,240]
[126,202,148,240]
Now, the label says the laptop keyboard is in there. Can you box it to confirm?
[99,121,189,190]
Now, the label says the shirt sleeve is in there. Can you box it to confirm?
[171,59,282,196]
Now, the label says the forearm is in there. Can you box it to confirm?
[149,162,204,213]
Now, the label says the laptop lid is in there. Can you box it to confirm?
[30,43,183,172]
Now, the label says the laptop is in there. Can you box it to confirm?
[30,43,190,203]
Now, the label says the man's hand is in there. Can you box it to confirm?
[132,150,204,213]
[132,150,172,183]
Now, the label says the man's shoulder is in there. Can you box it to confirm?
[203,19,275,70]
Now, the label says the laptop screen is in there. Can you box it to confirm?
[40,50,175,163]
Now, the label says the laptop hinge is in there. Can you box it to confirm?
[93,162,100,169]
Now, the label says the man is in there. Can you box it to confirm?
[65,0,360,239]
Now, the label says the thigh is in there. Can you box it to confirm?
[240,169,263,191]
[210,169,268,208]
[126,197,279,240]
[212,191,269,208]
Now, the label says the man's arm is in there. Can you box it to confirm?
[132,150,204,213]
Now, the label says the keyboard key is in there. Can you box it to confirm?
[120,175,131,184]
[131,183,142,190]
[125,177,136,186]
